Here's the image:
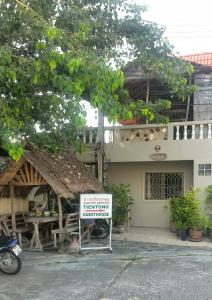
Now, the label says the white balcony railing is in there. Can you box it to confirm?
[173,121,212,140]
[78,121,212,145]
[77,128,114,144]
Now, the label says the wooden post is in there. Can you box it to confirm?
[146,80,150,103]
[186,76,192,121]
[10,184,16,232]
[146,80,150,124]
[57,195,63,231]
[97,109,104,184]
[56,194,64,249]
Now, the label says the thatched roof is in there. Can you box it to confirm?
[0,145,102,198]
[124,61,155,83]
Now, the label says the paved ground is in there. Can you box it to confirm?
[113,227,212,248]
[1,240,212,300]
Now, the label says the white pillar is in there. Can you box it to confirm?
[83,131,86,143]
[191,124,195,140]
[89,130,93,143]
[176,126,180,140]
[183,125,187,140]
[208,124,212,139]
[199,124,203,139]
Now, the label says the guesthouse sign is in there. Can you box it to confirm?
[80,194,112,219]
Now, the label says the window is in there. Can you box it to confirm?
[198,164,212,176]
[145,172,184,200]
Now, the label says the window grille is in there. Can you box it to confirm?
[145,172,184,200]
[198,164,211,176]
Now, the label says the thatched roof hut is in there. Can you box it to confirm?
[0,144,102,232]
[0,144,102,198]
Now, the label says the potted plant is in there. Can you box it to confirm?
[119,118,137,126]
[170,196,190,236]
[207,219,212,239]
[170,196,185,234]
[104,183,134,233]
[175,220,188,241]
[188,215,206,242]
[181,189,205,241]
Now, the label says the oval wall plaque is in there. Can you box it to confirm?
[150,153,167,161]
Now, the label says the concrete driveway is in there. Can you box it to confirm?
[1,241,212,300]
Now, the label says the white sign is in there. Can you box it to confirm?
[80,194,112,219]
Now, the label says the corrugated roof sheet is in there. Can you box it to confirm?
[181,53,212,66]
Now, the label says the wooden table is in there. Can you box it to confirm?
[26,216,59,251]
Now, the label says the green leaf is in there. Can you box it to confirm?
[48,60,57,71]
[32,75,38,84]
[7,145,23,160]
[6,69,16,82]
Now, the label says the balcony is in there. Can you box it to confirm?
[77,120,212,163]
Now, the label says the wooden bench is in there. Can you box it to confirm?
[0,216,8,236]
[51,213,79,248]
[3,212,29,247]
[80,220,95,244]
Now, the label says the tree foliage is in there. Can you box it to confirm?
[105,183,134,224]
[0,0,194,159]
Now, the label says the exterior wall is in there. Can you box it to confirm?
[107,161,193,228]
[193,159,212,201]
[0,197,28,214]
[105,131,212,163]
[77,121,212,163]
[77,121,212,228]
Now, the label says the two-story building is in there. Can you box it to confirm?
[78,53,212,229]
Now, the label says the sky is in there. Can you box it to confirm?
[86,0,212,126]
[137,0,212,55]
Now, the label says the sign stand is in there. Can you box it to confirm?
[79,194,113,252]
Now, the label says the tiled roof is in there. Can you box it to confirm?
[181,53,212,66]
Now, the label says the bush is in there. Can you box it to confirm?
[104,184,134,225]
[203,186,212,234]
[170,196,186,223]
[207,219,212,232]
[204,185,212,218]
[170,189,203,230]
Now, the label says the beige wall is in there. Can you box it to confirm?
[107,161,193,228]
[193,160,212,188]
[193,160,212,202]
[0,197,28,215]
[78,123,212,164]
[105,139,212,163]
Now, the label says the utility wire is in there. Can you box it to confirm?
[164,24,212,27]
